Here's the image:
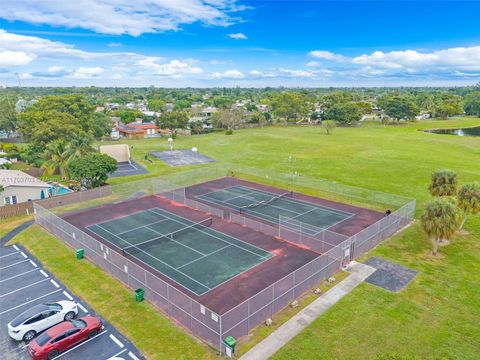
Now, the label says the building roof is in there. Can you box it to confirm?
[129,123,158,129]
[0,170,49,189]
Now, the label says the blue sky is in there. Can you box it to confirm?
[0,0,479,87]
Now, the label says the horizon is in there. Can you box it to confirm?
[1,1,480,87]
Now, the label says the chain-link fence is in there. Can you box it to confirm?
[33,165,415,351]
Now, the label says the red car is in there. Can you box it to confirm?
[28,315,102,360]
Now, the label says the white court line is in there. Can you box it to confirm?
[116,217,169,236]
[109,334,124,348]
[0,278,50,298]
[107,349,127,360]
[0,259,30,270]
[63,291,73,300]
[50,279,60,288]
[13,245,19,251]
[20,252,28,258]
[29,260,37,267]
[40,270,48,277]
[176,245,231,270]
[0,289,62,315]
[0,268,39,283]
[128,351,140,360]
[0,252,19,259]
[54,330,108,359]
[77,302,88,313]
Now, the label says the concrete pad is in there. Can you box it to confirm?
[365,257,417,292]
[239,262,376,360]
[109,161,148,178]
[150,149,215,166]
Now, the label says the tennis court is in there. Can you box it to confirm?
[86,207,273,296]
[196,185,354,235]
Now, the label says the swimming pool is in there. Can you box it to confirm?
[48,183,72,196]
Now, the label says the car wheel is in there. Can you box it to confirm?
[47,349,60,359]
[64,311,76,321]
[23,330,36,341]
[88,329,98,339]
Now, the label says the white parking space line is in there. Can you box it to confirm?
[13,245,19,251]
[107,348,127,359]
[77,302,88,313]
[0,278,50,298]
[54,330,108,359]
[0,259,30,270]
[40,270,49,277]
[20,251,28,258]
[0,268,39,283]
[50,279,60,288]
[0,289,62,315]
[0,252,19,259]
[128,351,140,360]
[29,260,37,267]
[63,291,73,300]
[109,334,124,348]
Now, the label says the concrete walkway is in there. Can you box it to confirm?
[0,220,34,245]
[239,262,376,360]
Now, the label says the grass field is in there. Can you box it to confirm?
[7,117,480,359]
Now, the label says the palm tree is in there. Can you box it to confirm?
[42,141,71,179]
[421,198,458,256]
[428,170,457,197]
[457,183,480,230]
[65,133,95,162]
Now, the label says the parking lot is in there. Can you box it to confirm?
[0,244,144,360]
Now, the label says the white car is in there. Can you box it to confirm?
[8,301,78,341]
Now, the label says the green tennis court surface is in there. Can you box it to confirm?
[87,207,273,296]
[197,185,354,235]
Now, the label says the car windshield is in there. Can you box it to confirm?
[35,332,51,346]
[45,303,62,310]
[70,319,86,329]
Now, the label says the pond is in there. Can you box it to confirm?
[424,126,480,137]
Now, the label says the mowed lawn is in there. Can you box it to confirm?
[9,117,480,359]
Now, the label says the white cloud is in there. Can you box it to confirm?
[72,66,104,78]
[279,68,315,78]
[0,0,242,36]
[108,42,122,47]
[308,50,346,62]
[209,69,244,79]
[227,32,247,40]
[137,58,203,77]
[0,50,35,66]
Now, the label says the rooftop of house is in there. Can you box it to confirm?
[0,170,49,189]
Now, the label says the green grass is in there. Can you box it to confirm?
[9,226,217,360]
[0,214,33,238]
[7,116,480,359]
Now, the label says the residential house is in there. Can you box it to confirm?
[117,119,160,139]
[0,170,50,206]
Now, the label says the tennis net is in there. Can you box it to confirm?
[239,191,293,213]
[122,217,213,256]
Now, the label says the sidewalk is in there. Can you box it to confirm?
[239,262,376,360]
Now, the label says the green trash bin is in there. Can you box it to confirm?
[224,336,236,357]
[135,288,145,302]
[76,249,84,260]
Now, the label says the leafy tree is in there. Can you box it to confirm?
[421,198,458,255]
[323,102,363,125]
[212,96,235,109]
[189,121,205,135]
[250,112,268,127]
[173,99,191,111]
[429,170,458,197]
[322,120,336,134]
[378,94,419,121]
[156,111,189,130]
[0,93,18,136]
[464,92,480,117]
[457,183,480,230]
[18,110,80,146]
[148,99,166,112]
[270,92,311,123]
[118,109,143,124]
[69,153,117,189]
[354,101,373,115]
[0,185,3,193]
[91,113,113,138]
[434,94,463,119]
[211,109,244,131]
[320,91,353,112]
